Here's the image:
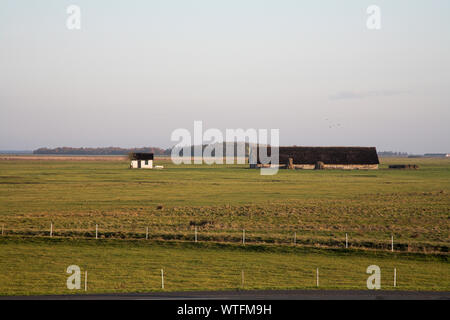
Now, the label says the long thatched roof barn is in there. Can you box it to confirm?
[251,146,379,170]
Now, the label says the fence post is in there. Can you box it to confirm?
[161,269,164,289]
[50,223,53,237]
[195,226,198,243]
[316,268,319,287]
[96,224,98,239]
[241,270,244,288]
[345,233,348,248]
[85,270,87,292]
[146,227,149,240]
[391,235,394,252]
[394,268,397,287]
[242,229,245,245]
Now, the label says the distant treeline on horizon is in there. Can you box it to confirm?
[33,143,256,156]
[33,147,171,156]
[32,143,253,156]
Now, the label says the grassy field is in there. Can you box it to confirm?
[0,157,448,251]
[0,237,448,295]
[0,156,449,295]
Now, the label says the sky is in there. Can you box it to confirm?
[0,0,449,153]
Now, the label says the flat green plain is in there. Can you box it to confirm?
[0,238,448,295]
[0,157,448,295]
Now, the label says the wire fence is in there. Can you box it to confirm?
[1,223,447,254]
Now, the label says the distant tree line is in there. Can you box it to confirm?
[33,147,171,155]
[33,142,255,157]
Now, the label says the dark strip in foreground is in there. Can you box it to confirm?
[1,289,449,300]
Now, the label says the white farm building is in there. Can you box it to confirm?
[130,153,154,169]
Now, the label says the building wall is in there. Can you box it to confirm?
[141,160,153,168]
[130,160,153,169]
[293,164,315,169]
[322,164,378,170]
[254,163,378,170]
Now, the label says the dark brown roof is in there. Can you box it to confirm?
[130,153,154,160]
[255,147,379,165]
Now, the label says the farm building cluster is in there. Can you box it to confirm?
[250,146,380,170]
[130,146,381,170]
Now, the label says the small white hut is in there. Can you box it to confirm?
[130,153,153,169]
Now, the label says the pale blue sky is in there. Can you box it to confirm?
[1,0,449,153]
